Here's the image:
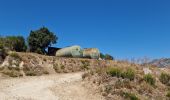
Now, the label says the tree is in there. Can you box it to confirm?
[105,54,114,60]
[100,53,105,59]
[0,36,27,52]
[28,27,58,54]
[6,36,27,52]
[100,53,114,60]
[0,40,7,61]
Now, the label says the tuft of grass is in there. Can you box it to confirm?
[106,67,122,78]
[2,70,22,77]
[122,92,139,100]
[25,71,37,76]
[144,74,156,86]
[121,68,135,80]
[9,52,21,59]
[160,73,170,86]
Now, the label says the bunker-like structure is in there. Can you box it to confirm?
[55,45,82,58]
[82,48,100,59]
[48,47,61,56]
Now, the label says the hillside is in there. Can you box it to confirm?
[149,58,170,68]
[0,52,170,100]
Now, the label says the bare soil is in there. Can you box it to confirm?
[0,72,104,100]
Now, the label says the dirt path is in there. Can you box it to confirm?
[0,72,104,100]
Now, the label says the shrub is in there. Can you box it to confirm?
[122,92,139,100]
[43,71,49,74]
[25,71,37,76]
[104,85,112,93]
[81,60,90,70]
[53,63,59,72]
[144,74,156,86]
[166,91,170,98]
[121,68,135,80]
[100,53,114,60]
[61,65,65,69]
[2,70,22,77]
[9,52,21,59]
[107,67,122,77]
[160,73,170,86]
[0,36,27,52]
[0,44,7,60]
[105,54,114,60]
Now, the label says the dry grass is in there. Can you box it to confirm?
[83,61,170,100]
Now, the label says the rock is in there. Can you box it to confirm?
[143,68,152,74]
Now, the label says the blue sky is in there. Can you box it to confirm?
[0,0,170,59]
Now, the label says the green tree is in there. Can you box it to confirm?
[100,53,114,60]
[28,27,58,54]
[100,53,105,59]
[0,36,27,52]
[105,54,114,60]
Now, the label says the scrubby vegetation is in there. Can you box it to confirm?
[160,72,170,86]
[0,36,27,52]
[100,53,114,60]
[106,67,135,80]
[107,67,122,77]
[0,43,7,63]
[9,52,21,59]
[82,60,170,100]
[81,60,90,70]
[2,70,22,77]
[166,91,170,98]
[122,92,139,100]
[144,74,156,86]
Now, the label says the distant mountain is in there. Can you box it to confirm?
[149,58,170,68]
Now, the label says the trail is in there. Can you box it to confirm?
[0,72,104,100]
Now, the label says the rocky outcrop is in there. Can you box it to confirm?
[0,52,112,77]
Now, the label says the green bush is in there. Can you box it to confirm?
[122,92,139,100]
[25,71,37,76]
[0,36,27,52]
[160,73,170,86]
[144,74,156,86]
[9,52,21,59]
[107,67,122,77]
[0,43,7,59]
[121,68,135,80]
[105,54,114,60]
[166,91,170,98]
[107,67,135,80]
